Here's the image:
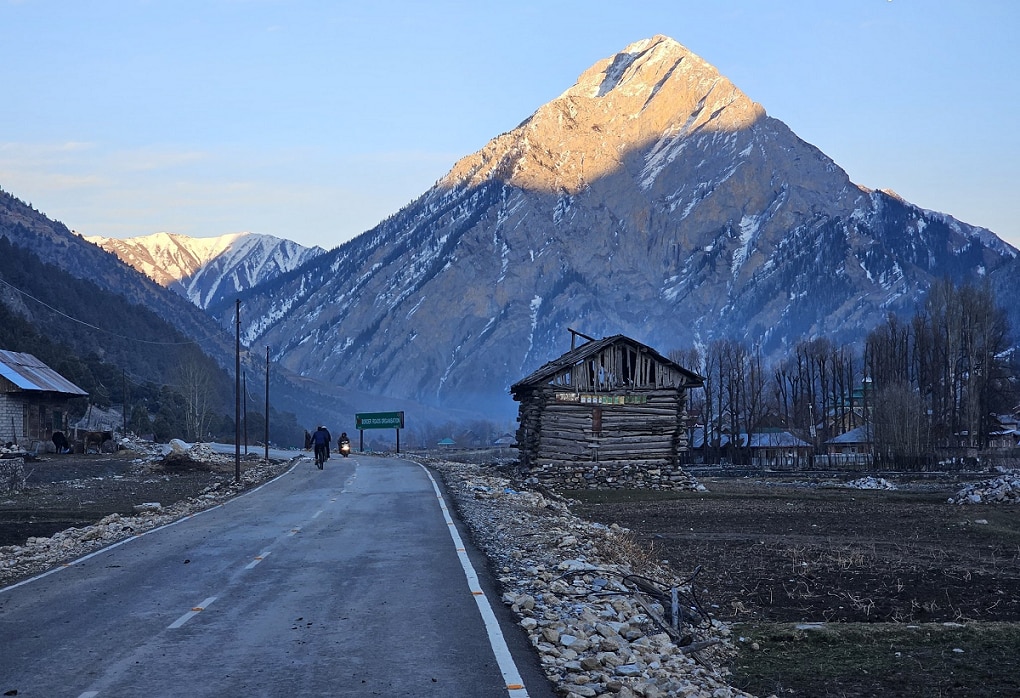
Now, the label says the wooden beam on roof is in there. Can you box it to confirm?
[568,327,596,350]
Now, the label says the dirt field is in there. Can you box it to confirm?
[568,474,1020,697]
[570,477,1020,624]
[0,450,242,547]
[7,453,1020,696]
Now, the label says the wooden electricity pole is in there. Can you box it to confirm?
[234,299,241,482]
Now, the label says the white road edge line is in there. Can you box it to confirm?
[168,595,218,629]
[417,464,530,698]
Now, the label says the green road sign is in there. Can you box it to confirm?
[355,411,404,430]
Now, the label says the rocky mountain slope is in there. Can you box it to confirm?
[0,189,234,365]
[84,232,325,310]
[0,188,347,430]
[229,35,1015,418]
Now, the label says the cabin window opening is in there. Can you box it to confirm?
[624,348,636,385]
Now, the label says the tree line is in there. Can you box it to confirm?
[673,279,1018,468]
[0,235,307,447]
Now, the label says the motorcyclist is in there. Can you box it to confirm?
[339,431,351,456]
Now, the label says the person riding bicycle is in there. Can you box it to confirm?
[311,425,331,468]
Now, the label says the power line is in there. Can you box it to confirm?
[0,275,197,346]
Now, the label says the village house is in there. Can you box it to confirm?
[821,425,875,469]
[690,428,812,469]
[0,349,88,450]
[511,332,704,490]
[987,414,1020,451]
[741,430,812,470]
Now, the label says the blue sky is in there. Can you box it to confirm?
[1,0,1017,251]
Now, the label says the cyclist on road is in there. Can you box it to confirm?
[311,425,331,469]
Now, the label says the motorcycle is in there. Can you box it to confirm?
[339,440,351,457]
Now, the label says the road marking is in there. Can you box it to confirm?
[244,551,272,570]
[168,596,217,629]
[77,692,99,698]
[418,465,530,698]
[0,457,305,596]
[312,509,323,519]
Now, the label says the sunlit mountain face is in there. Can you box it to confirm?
[50,36,1020,419]
[86,232,325,310]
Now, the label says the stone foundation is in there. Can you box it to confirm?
[529,460,702,491]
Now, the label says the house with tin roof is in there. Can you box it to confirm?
[0,350,88,448]
[691,428,812,469]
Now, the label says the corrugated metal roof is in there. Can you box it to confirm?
[825,425,873,445]
[0,350,88,396]
[746,431,812,449]
[692,429,811,449]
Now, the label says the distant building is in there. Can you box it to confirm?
[511,332,704,490]
[821,425,875,469]
[691,428,811,469]
[988,415,1020,450]
[0,350,88,447]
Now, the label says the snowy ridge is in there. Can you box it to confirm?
[87,232,325,310]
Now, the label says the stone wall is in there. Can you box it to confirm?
[529,458,702,491]
[0,395,24,444]
[0,457,26,494]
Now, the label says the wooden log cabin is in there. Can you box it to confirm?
[511,332,705,490]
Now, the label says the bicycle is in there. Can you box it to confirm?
[314,444,326,469]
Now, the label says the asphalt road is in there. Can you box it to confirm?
[0,454,553,697]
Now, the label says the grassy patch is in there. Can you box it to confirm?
[729,622,1020,697]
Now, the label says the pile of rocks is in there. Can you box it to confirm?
[843,476,898,491]
[429,459,757,698]
[949,470,1020,504]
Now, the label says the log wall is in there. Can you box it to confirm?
[515,387,699,490]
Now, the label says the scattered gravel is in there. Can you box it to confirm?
[426,457,759,698]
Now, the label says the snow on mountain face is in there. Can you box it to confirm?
[86,232,325,310]
[229,35,1017,418]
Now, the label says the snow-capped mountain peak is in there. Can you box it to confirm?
[85,231,325,310]
[223,35,1016,417]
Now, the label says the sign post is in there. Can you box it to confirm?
[355,411,405,453]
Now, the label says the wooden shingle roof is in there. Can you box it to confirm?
[511,334,704,391]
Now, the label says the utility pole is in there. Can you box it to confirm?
[235,299,241,482]
[243,371,248,456]
[265,345,270,461]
